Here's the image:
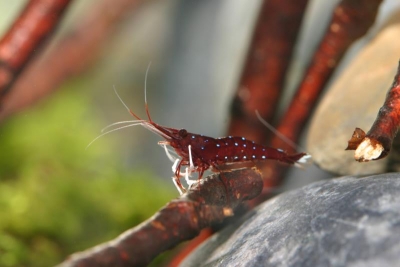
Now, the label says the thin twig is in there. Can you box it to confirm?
[346,61,400,161]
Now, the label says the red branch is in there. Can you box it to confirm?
[346,61,400,161]
[0,0,143,121]
[228,0,309,143]
[272,0,382,151]
[0,0,73,98]
[248,0,383,207]
[58,168,262,267]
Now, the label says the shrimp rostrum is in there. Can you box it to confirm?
[91,89,310,195]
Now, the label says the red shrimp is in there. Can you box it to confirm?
[161,130,308,193]
[89,66,310,194]
[93,91,309,194]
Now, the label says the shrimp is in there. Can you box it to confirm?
[89,66,310,194]
[93,96,310,194]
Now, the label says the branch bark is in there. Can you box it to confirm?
[0,0,73,98]
[272,0,382,151]
[0,0,144,121]
[58,168,262,267]
[228,0,309,143]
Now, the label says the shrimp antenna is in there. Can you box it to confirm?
[86,122,144,149]
[113,85,141,120]
[144,61,152,121]
[255,110,305,152]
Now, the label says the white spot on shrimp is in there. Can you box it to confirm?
[191,135,195,139]
[262,155,266,159]
[243,144,247,148]
[262,148,266,152]
[225,142,228,146]
[234,156,239,160]
[201,146,205,150]
[252,155,256,159]
[228,136,232,138]
[277,148,284,152]
[204,139,209,142]
[224,156,228,160]
[234,142,238,146]
[243,156,247,160]
[253,146,256,150]
[241,137,246,141]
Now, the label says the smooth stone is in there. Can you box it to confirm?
[182,173,400,267]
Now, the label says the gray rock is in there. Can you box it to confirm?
[182,173,400,267]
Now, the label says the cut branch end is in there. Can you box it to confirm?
[354,137,385,162]
[346,128,386,162]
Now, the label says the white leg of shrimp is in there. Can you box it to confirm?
[188,145,195,172]
[171,158,187,194]
[185,145,197,185]
[162,143,176,162]
[171,158,187,178]
[172,177,184,195]
[184,167,196,187]
[172,158,180,174]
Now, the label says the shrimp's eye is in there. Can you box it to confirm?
[178,129,188,138]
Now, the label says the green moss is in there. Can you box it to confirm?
[0,84,175,266]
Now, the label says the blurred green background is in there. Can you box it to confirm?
[0,80,176,266]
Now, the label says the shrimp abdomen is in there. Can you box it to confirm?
[195,136,307,166]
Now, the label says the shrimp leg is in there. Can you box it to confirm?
[162,143,176,162]
[171,158,187,194]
